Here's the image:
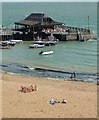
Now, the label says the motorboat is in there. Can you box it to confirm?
[10,39,23,43]
[4,41,16,46]
[33,40,58,46]
[0,42,11,49]
[33,34,58,46]
[39,51,53,55]
[0,45,11,49]
[29,44,45,48]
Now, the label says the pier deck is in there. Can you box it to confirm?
[0,13,97,41]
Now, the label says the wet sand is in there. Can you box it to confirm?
[1,72,97,118]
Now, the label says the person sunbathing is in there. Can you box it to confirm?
[20,85,36,93]
[34,85,38,91]
[62,99,67,104]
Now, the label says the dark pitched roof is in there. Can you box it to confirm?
[15,13,63,26]
[15,20,40,26]
[25,13,45,22]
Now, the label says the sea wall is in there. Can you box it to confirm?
[65,31,96,41]
[42,27,97,41]
[0,27,97,41]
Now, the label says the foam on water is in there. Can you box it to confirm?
[0,63,97,82]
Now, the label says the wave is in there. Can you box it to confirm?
[35,67,71,74]
[87,39,97,42]
[0,63,97,82]
[76,52,97,56]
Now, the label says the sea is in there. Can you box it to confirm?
[1,2,97,82]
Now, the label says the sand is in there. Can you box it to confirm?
[1,72,97,118]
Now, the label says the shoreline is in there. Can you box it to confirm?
[1,71,97,118]
[1,70,97,83]
[2,58,97,74]
[1,63,97,83]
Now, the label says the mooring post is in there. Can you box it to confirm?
[32,26,34,40]
[88,16,89,29]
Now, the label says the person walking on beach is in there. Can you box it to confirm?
[73,72,76,78]
[70,72,76,79]
[70,74,73,79]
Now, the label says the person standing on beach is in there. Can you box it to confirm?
[70,74,73,79]
[70,72,76,79]
[73,72,76,78]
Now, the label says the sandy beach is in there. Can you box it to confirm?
[1,72,97,118]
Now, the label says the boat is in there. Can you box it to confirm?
[5,41,16,46]
[0,42,11,49]
[29,44,45,48]
[33,40,58,46]
[33,34,58,46]
[39,51,53,55]
[0,44,11,49]
[10,39,23,43]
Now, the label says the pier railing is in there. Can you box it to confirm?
[0,26,96,41]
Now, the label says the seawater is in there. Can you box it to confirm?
[1,2,97,82]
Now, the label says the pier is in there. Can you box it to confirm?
[0,28,13,41]
[1,13,96,41]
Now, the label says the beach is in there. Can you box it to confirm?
[1,72,97,118]
[1,2,97,119]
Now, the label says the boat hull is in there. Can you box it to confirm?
[0,46,11,49]
[29,44,45,48]
[39,51,53,55]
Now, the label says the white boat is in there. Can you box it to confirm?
[33,40,58,46]
[29,44,45,48]
[4,41,16,46]
[0,42,11,49]
[10,39,23,43]
[39,51,53,55]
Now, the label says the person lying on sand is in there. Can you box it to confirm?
[48,99,60,105]
[48,98,67,105]
[62,99,67,104]
[34,85,38,91]
[19,85,38,93]
[49,99,58,105]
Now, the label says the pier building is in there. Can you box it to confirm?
[1,13,96,41]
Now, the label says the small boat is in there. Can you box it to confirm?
[4,41,16,46]
[0,45,11,49]
[33,40,58,46]
[39,51,53,55]
[29,44,45,48]
[33,34,58,46]
[0,42,11,49]
[10,39,23,43]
